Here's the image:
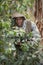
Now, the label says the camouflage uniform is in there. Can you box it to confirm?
[11,13,41,65]
[12,12,41,42]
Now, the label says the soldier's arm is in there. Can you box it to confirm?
[31,21,41,42]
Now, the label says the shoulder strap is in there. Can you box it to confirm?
[25,20,32,33]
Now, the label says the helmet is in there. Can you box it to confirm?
[12,12,26,20]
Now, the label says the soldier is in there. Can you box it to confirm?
[11,12,41,42]
[11,12,41,65]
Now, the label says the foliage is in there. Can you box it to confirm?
[0,25,40,65]
[0,0,40,65]
[0,0,34,19]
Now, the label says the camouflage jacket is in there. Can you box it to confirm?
[22,20,41,42]
[12,20,41,42]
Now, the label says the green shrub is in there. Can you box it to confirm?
[0,27,40,65]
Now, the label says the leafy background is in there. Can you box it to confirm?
[0,0,42,65]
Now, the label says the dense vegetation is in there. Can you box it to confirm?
[0,0,41,65]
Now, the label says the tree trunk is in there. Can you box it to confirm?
[34,0,43,38]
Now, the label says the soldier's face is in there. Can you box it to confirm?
[16,17,23,27]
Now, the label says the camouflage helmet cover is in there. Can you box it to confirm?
[12,12,26,19]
